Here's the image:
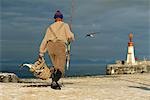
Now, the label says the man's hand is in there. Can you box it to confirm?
[38,53,44,60]
[38,55,42,60]
[68,37,74,43]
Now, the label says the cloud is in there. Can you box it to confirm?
[1,0,150,64]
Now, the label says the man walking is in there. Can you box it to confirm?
[39,10,74,89]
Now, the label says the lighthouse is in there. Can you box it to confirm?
[126,33,136,64]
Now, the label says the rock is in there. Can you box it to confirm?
[0,72,19,83]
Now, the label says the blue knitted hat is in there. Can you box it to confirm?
[54,10,63,19]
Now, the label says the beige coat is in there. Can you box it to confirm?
[39,21,74,54]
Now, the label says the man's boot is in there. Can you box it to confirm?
[51,69,62,90]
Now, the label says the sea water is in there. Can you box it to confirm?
[0,59,108,78]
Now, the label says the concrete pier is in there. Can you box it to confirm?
[106,60,150,75]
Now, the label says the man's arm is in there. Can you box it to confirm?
[65,23,75,42]
[39,28,50,57]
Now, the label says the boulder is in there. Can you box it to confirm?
[0,72,19,83]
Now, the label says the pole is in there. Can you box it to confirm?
[66,0,74,70]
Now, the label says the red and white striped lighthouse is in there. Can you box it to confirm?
[126,33,136,64]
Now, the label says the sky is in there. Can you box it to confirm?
[0,0,150,69]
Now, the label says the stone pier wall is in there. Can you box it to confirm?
[106,64,150,75]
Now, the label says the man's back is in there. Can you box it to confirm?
[46,21,74,43]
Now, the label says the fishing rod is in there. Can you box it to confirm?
[66,0,74,70]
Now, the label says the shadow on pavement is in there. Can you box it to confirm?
[128,86,150,91]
